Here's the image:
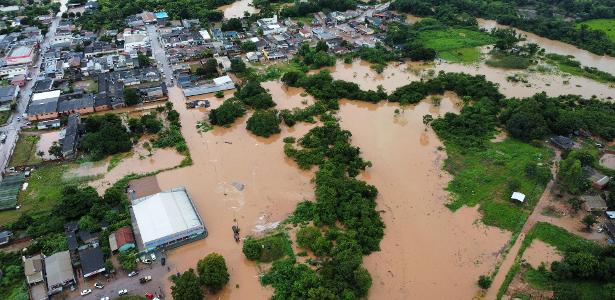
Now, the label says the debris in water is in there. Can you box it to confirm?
[232,181,245,191]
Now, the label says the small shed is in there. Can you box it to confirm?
[550,136,574,150]
[511,192,526,203]
[582,195,608,212]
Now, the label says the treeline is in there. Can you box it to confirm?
[77,0,234,30]
[551,244,615,298]
[391,0,615,56]
[500,93,615,141]
[251,121,382,298]
[282,70,387,103]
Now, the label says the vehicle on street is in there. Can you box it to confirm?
[128,271,139,277]
[161,257,166,266]
[80,289,92,296]
[150,253,156,261]
[100,297,109,300]
[94,282,104,289]
[0,133,7,143]
[139,275,152,284]
[119,289,128,295]
[141,256,151,264]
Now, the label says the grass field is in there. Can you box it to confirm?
[444,139,553,231]
[8,134,42,167]
[0,110,11,125]
[0,163,92,225]
[577,19,615,43]
[418,28,495,63]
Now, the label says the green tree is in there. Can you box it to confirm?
[558,157,588,194]
[137,52,151,67]
[478,275,492,289]
[48,141,63,158]
[118,250,137,271]
[123,88,140,106]
[78,215,97,232]
[246,110,281,137]
[197,253,230,294]
[240,40,257,52]
[172,269,203,300]
[209,98,246,126]
[581,214,597,231]
[242,237,261,261]
[230,58,246,73]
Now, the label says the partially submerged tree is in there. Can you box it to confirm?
[197,253,230,294]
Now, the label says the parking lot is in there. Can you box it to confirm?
[63,252,174,300]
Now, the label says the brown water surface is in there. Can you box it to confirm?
[337,98,511,299]
[153,87,314,299]
[218,0,259,20]
[522,239,562,269]
[477,18,615,74]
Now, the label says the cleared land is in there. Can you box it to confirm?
[445,139,553,231]
[418,28,495,63]
[9,134,42,167]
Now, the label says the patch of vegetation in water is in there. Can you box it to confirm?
[438,47,481,63]
[242,232,294,263]
[486,52,533,69]
[545,53,615,83]
[417,28,494,61]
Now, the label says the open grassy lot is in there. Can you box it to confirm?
[0,110,11,125]
[8,134,42,167]
[577,19,615,43]
[0,163,92,225]
[418,28,495,63]
[445,139,553,231]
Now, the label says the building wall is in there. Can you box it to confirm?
[59,106,94,116]
[28,112,59,121]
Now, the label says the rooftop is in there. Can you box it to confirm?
[131,187,203,247]
[78,246,105,277]
[45,251,74,289]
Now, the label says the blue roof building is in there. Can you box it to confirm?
[155,11,169,20]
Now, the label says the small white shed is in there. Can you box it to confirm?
[511,192,526,203]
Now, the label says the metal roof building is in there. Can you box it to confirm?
[130,187,206,252]
[45,251,75,295]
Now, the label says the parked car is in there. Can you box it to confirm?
[94,282,104,289]
[150,253,156,261]
[141,257,152,264]
[80,289,92,296]
[139,275,152,284]
[118,289,128,295]
[100,297,109,300]
[128,271,139,277]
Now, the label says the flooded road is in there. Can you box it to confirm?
[149,87,314,299]
[477,18,615,74]
[337,98,511,299]
[218,0,259,19]
[322,59,615,99]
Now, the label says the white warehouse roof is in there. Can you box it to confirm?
[199,30,211,40]
[131,187,203,247]
[32,90,61,102]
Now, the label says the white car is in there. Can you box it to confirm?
[150,253,156,261]
[128,271,138,277]
[100,297,109,300]
[118,289,128,295]
[80,289,92,296]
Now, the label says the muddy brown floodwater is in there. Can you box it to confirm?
[144,86,315,299]
[522,239,562,270]
[337,97,511,299]
[218,0,259,20]
[321,59,615,99]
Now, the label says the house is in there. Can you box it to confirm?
[57,94,94,116]
[32,78,54,93]
[0,230,12,245]
[109,226,136,253]
[60,113,80,158]
[589,170,610,190]
[78,246,106,278]
[37,119,61,130]
[45,251,75,295]
[10,74,26,87]
[27,90,61,121]
[155,11,169,24]
[582,195,608,212]
[0,85,18,110]
[550,136,574,150]
[24,254,45,285]
[215,56,232,72]
[6,45,36,66]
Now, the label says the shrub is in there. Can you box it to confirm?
[246,110,281,137]
[478,275,492,289]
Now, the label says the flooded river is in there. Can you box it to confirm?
[337,98,511,299]
[477,18,615,75]
[218,0,259,20]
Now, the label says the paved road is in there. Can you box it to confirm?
[145,25,173,86]
[0,4,65,175]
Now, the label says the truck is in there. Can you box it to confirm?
[139,276,152,284]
